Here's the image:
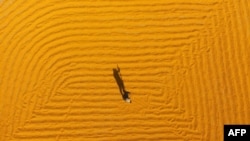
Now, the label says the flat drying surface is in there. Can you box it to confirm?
[0,0,250,140]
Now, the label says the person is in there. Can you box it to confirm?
[113,65,131,103]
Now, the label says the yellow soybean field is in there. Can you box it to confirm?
[0,0,250,140]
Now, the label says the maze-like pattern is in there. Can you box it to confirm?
[0,0,249,140]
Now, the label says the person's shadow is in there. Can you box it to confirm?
[113,65,131,103]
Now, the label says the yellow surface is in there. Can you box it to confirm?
[0,0,250,140]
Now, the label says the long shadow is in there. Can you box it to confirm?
[113,65,131,103]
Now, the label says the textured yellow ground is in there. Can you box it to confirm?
[0,0,250,140]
